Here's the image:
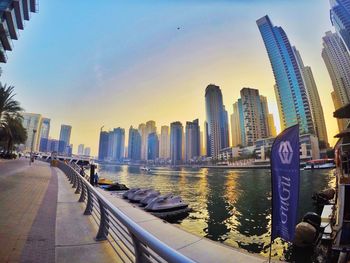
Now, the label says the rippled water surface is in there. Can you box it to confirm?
[98,165,335,260]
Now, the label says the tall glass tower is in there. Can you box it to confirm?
[330,0,350,51]
[170,122,183,165]
[256,15,314,135]
[205,84,228,158]
[59,124,72,154]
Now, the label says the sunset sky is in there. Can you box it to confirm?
[1,0,338,155]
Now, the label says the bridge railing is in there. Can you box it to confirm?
[56,161,194,263]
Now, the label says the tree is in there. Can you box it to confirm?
[0,84,23,127]
[1,114,27,153]
[0,83,25,155]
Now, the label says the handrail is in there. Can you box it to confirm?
[56,161,195,263]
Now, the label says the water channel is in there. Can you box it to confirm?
[98,165,335,261]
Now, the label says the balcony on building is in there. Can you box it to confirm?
[13,0,24,29]
[22,0,30,20]
[0,17,12,50]
[30,0,38,13]
[4,7,19,40]
[0,41,7,62]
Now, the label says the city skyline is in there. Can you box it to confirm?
[0,0,340,155]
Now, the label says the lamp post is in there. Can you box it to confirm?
[29,129,37,166]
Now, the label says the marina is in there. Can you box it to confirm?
[97,164,335,260]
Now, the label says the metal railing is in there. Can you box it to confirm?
[56,161,195,263]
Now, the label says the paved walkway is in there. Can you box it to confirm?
[0,159,54,263]
[0,159,117,263]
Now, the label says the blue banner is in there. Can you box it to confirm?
[270,124,300,242]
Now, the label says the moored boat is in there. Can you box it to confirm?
[145,194,189,213]
[304,159,336,170]
[129,189,159,203]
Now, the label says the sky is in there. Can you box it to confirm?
[0,0,339,155]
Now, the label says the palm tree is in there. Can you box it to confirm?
[1,114,27,153]
[0,84,23,127]
[0,83,26,155]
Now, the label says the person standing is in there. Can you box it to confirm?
[94,171,99,186]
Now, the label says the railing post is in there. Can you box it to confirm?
[79,182,86,202]
[84,187,93,215]
[72,171,77,188]
[95,199,109,241]
[75,175,81,194]
[131,233,145,263]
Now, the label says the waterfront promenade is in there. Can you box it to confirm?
[0,159,117,263]
[0,159,268,263]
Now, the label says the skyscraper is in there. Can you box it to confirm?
[267,114,277,137]
[147,132,159,161]
[222,106,230,149]
[84,147,91,156]
[330,0,350,51]
[259,95,270,138]
[59,124,72,154]
[78,144,85,155]
[322,31,350,107]
[294,47,329,147]
[230,102,242,147]
[257,15,315,135]
[39,117,50,152]
[170,121,183,165]
[138,123,147,160]
[159,125,170,159]
[240,88,270,146]
[185,119,200,162]
[145,120,157,160]
[39,118,50,140]
[205,84,228,158]
[108,128,125,162]
[22,113,42,152]
[200,130,205,156]
[98,131,109,161]
[128,126,141,161]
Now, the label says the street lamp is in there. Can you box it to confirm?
[29,129,37,166]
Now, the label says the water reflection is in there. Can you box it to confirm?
[98,165,334,261]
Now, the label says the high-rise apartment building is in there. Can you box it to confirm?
[98,131,109,161]
[240,88,270,146]
[159,125,170,159]
[170,121,183,165]
[185,119,200,162]
[107,128,125,162]
[294,47,329,147]
[257,15,315,135]
[145,120,156,160]
[128,126,141,161]
[138,123,147,160]
[59,125,72,154]
[38,117,50,152]
[147,132,159,161]
[84,147,91,156]
[22,113,42,152]
[267,114,277,137]
[222,106,230,149]
[200,130,205,156]
[330,0,350,51]
[0,0,38,63]
[205,84,228,158]
[322,31,350,131]
[77,144,84,155]
[230,102,242,147]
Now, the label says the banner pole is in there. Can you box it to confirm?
[268,240,273,263]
